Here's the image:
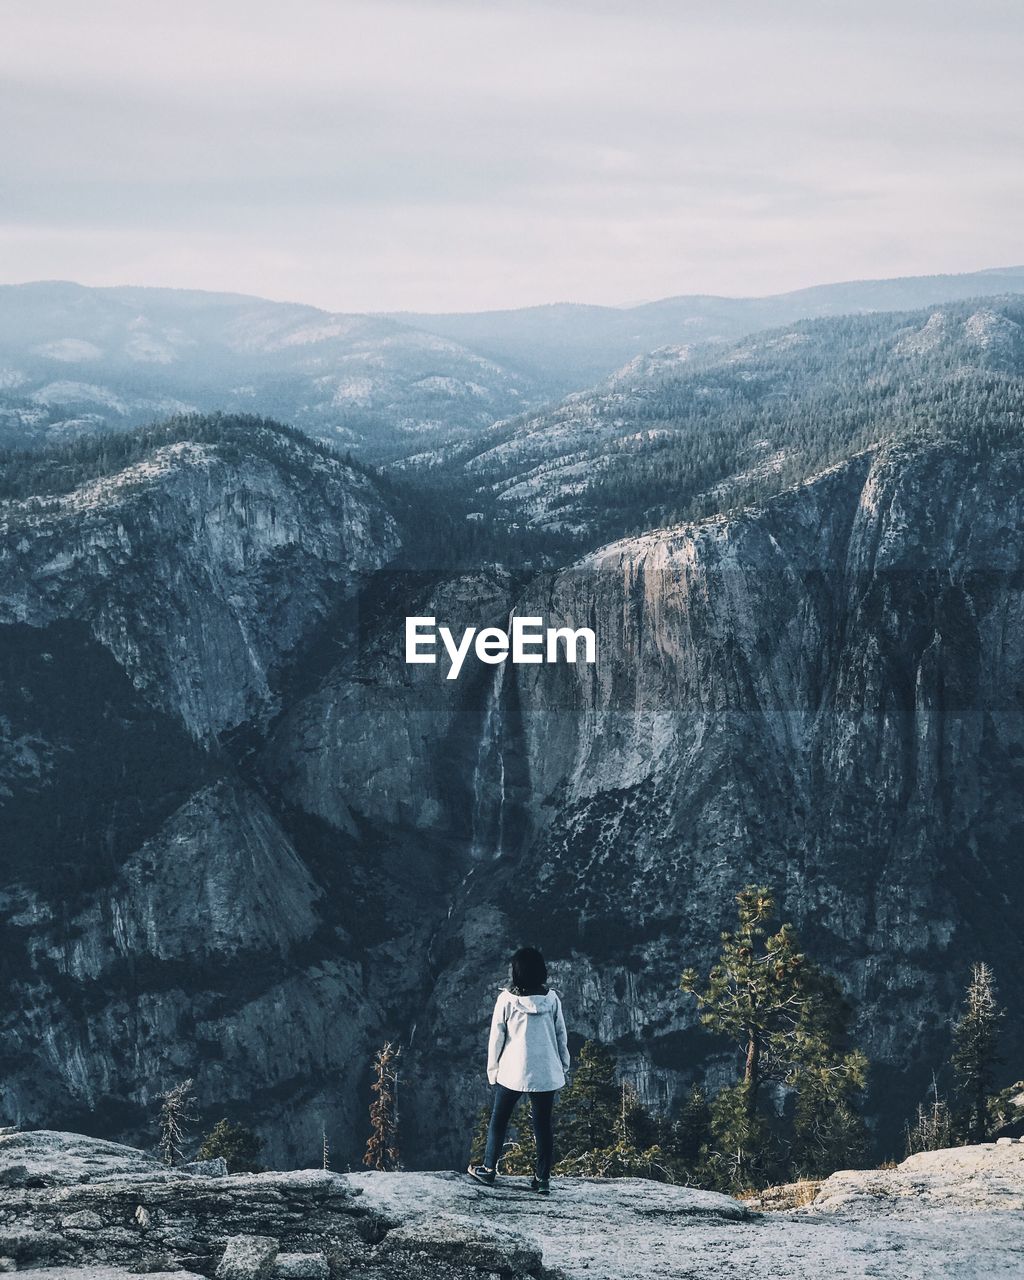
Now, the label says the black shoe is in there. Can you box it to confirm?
[468,1164,496,1185]
[530,1177,550,1194]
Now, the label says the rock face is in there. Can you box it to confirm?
[0,1131,502,1280]
[4,1130,1024,1280]
[0,1130,553,1280]
[214,1236,278,1280]
[0,422,417,1167]
[383,436,1024,1163]
[0,427,399,739]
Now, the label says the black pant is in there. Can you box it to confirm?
[483,1084,555,1180]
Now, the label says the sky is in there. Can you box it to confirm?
[2,0,1023,313]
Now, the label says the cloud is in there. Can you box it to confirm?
[1,0,1021,310]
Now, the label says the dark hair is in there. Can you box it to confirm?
[509,947,548,996]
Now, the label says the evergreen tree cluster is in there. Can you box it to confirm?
[0,412,355,504]
[466,889,1013,1197]
[680,886,868,1190]
[153,945,1013,1191]
[466,299,1024,546]
[905,960,1008,1156]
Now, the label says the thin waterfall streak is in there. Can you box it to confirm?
[470,655,508,860]
[493,658,507,860]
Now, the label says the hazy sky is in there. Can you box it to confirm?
[3,0,1022,312]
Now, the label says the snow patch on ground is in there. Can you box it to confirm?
[32,339,104,363]
[29,382,129,413]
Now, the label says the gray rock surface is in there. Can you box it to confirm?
[378,1212,543,1276]
[4,1131,1024,1278]
[270,1253,329,1280]
[814,1140,1024,1213]
[214,1236,278,1280]
[0,1132,166,1184]
[0,429,399,740]
[22,1271,204,1280]
[351,1150,1024,1279]
[181,1161,228,1180]
[0,425,414,1167]
[0,1131,549,1280]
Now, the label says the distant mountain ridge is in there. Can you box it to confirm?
[0,281,539,458]
[3,268,1024,461]
[391,266,1024,393]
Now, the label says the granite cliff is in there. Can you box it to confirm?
[264,433,1024,1166]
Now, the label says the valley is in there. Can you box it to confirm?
[0,279,1023,1179]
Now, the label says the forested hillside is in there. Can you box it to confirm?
[396,265,1024,394]
[443,299,1024,545]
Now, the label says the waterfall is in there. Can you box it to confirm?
[470,657,508,860]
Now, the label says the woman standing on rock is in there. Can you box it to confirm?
[468,946,570,1195]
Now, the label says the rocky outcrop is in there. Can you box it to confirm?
[5,1131,1024,1280]
[814,1138,1024,1213]
[23,781,321,977]
[0,423,413,1167]
[1,779,386,1159]
[0,1131,556,1280]
[0,429,399,739]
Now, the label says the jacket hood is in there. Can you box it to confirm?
[506,989,558,1014]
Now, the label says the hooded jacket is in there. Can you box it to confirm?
[487,988,571,1092]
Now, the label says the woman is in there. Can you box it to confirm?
[468,946,570,1195]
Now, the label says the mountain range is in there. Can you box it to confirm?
[1,271,1023,1171]
[4,266,1024,462]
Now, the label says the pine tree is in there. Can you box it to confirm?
[681,885,867,1187]
[705,1082,773,1191]
[364,1041,401,1172]
[547,1042,668,1180]
[197,1119,263,1173]
[951,962,1004,1142]
[788,970,868,1177]
[554,1040,620,1161]
[682,888,807,1123]
[157,1078,197,1167]
[659,1085,713,1179]
[790,1056,868,1178]
[599,1080,669,1181]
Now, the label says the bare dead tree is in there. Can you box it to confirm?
[157,1078,197,1166]
[363,1042,401,1171]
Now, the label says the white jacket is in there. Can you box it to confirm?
[487,989,570,1092]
